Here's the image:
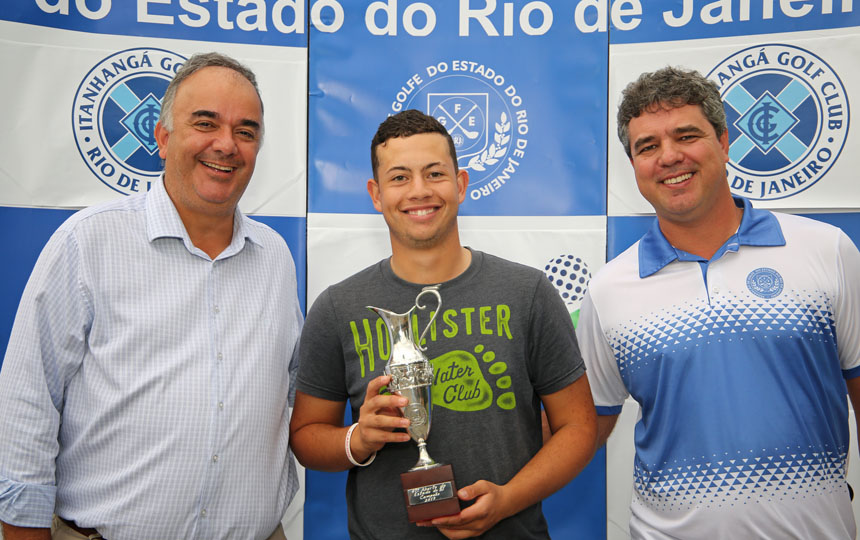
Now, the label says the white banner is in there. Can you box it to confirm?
[0,20,306,216]
[609,27,860,215]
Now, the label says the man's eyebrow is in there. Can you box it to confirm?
[632,135,656,154]
[190,110,260,131]
[422,161,444,171]
[191,110,217,120]
[632,125,709,153]
[673,124,707,136]
[239,119,261,131]
[384,165,409,175]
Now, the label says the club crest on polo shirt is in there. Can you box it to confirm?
[746,267,784,299]
[708,44,849,201]
[389,60,529,202]
[72,48,187,196]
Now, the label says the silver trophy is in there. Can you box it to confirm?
[368,285,460,522]
[367,285,441,470]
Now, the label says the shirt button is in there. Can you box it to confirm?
[212,455,219,462]
[217,352,223,361]
[213,305,220,314]
[218,402,224,410]
[200,509,207,517]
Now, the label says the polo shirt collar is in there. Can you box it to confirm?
[145,175,261,257]
[637,196,785,278]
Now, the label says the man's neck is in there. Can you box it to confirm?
[175,205,235,259]
[659,199,744,260]
[161,177,236,259]
[389,241,472,285]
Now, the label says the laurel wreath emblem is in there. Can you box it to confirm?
[466,112,511,171]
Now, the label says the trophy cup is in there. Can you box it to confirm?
[367,285,460,522]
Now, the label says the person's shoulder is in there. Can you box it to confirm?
[307,261,385,317]
[56,192,147,237]
[478,251,544,280]
[327,261,385,292]
[243,215,290,249]
[771,212,848,252]
[588,241,640,290]
[772,211,842,235]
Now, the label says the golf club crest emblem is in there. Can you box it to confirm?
[746,267,784,299]
[72,48,187,196]
[708,44,849,201]
[390,60,529,201]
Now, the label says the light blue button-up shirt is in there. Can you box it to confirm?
[0,176,302,540]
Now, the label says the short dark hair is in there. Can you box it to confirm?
[617,66,726,157]
[159,52,263,139]
[370,110,457,179]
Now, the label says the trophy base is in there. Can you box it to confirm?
[400,464,460,522]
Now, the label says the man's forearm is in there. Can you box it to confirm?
[498,417,598,519]
[595,414,620,449]
[290,423,355,472]
[2,522,51,540]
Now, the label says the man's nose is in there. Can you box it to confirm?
[211,128,238,155]
[407,176,433,198]
[658,140,683,166]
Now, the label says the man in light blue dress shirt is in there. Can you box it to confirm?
[0,53,303,540]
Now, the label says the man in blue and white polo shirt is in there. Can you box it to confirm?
[578,66,860,539]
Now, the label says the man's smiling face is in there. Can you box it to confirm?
[628,103,731,227]
[155,66,263,220]
[368,132,468,252]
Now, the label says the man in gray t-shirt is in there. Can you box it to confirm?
[290,110,597,539]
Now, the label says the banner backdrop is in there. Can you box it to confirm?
[1,1,859,539]
[308,1,608,216]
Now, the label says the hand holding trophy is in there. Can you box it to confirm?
[367,285,460,522]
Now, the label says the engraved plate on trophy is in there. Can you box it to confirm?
[367,286,460,522]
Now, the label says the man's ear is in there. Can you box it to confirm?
[719,130,730,163]
[155,121,169,160]
[367,178,383,213]
[456,169,469,203]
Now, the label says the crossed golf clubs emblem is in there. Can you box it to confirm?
[438,102,480,140]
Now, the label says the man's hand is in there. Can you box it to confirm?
[290,376,415,471]
[416,481,511,539]
[349,375,412,462]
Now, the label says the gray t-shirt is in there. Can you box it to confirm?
[297,250,585,539]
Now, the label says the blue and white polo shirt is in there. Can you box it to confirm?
[578,197,860,539]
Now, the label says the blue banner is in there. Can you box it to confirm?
[309,0,607,217]
[3,0,309,47]
[608,0,859,43]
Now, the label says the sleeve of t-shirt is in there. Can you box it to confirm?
[527,273,586,396]
[576,291,629,416]
[295,288,350,402]
[836,231,860,377]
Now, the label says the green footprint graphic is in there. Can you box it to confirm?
[477,344,515,410]
[430,350,491,411]
[430,345,515,412]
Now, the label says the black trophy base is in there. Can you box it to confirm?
[400,464,460,522]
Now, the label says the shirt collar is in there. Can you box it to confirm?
[637,196,785,278]
[145,175,261,258]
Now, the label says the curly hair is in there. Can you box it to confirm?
[370,110,457,178]
[617,66,725,157]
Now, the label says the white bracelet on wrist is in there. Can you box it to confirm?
[345,422,376,467]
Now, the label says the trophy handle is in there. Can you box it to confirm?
[414,286,441,352]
